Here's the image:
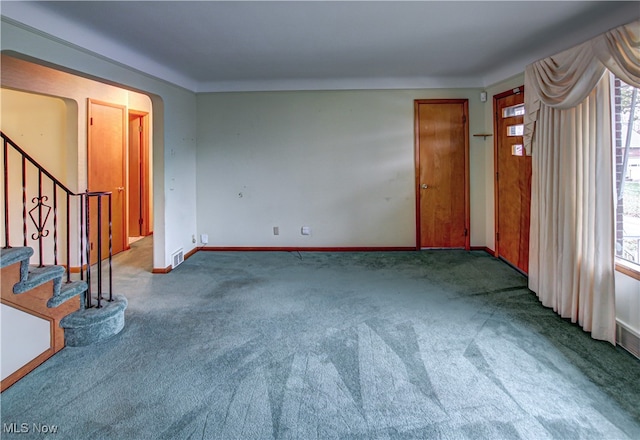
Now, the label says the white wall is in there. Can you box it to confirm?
[1,304,50,381]
[196,89,488,248]
[1,19,198,270]
[616,271,640,338]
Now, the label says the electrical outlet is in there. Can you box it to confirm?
[200,234,209,245]
[192,234,196,244]
[301,226,311,236]
[273,226,279,235]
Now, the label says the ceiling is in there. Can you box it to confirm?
[2,1,639,92]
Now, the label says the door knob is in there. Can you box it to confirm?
[117,187,125,192]
[421,184,428,189]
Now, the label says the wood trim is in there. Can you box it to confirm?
[128,109,151,237]
[1,346,55,392]
[1,299,57,356]
[414,99,470,250]
[141,113,151,236]
[493,92,500,258]
[414,100,422,250]
[463,99,470,251]
[151,246,200,274]
[68,265,87,273]
[152,244,495,274]
[1,262,77,391]
[184,247,199,260]
[152,266,171,274]
[199,246,417,252]
[493,86,524,101]
[616,260,640,281]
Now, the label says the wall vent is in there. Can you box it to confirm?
[617,323,640,359]
[171,248,184,269]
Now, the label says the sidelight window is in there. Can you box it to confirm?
[614,77,640,265]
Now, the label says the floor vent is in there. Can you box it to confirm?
[171,249,184,269]
[617,323,640,359]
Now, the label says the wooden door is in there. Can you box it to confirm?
[88,99,126,262]
[129,114,142,237]
[127,110,152,237]
[494,88,531,273]
[128,111,151,238]
[415,99,469,249]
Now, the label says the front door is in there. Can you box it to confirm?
[494,87,531,273]
[88,99,126,262]
[415,99,469,249]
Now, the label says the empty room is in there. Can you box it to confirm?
[1,1,639,439]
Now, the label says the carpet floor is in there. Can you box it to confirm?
[1,237,639,439]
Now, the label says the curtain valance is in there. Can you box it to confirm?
[524,20,640,154]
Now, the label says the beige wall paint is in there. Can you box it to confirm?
[2,17,194,273]
[197,88,488,248]
[1,89,70,263]
[1,56,153,264]
[1,55,152,193]
[1,89,67,180]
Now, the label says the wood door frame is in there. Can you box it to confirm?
[493,86,525,260]
[128,109,151,237]
[87,98,127,254]
[413,99,470,250]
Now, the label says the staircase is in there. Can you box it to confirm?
[1,131,127,391]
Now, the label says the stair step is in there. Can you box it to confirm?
[61,295,128,346]
[1,247,34,283]
[0,247,34,269]
[13,265,65,294]
[47,281,88,308]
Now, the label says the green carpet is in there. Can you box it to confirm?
[1,237,639,439]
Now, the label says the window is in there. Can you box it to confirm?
[511,144,524,156]
[614,78,640,266]
[507,124,524,136]
[502,104,525,118]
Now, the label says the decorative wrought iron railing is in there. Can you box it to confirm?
[2,131,113,308]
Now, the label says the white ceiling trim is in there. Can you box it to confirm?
[196,75,484,93]
[3,1,639,93]
[0,1,488,92]
[1,1,199,91]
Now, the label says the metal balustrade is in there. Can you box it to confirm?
[2,131,113,308]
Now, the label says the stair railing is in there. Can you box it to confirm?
[2,131,113,308]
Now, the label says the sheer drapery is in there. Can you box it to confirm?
[525,21,639,344]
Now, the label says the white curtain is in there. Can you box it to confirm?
[525,21,640,344]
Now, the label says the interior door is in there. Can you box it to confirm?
[494,87,531,273]
[128,112,152,238]
[128,114,142,237]
[415,99,469,249]
[88,99,126,262]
